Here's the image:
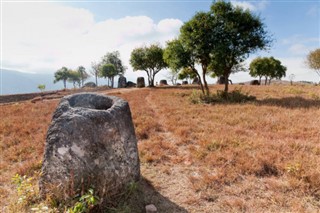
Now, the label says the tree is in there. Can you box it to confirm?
[164,39,205,93]
[54,67,70,89]
[130,43,167,87]
[77,66,89,87]
[249,57,286,85]
[67,70,81,88]
[179,12,215,95]
[249,57,268,84]
[267,57,286,84]
[306,48,320,82]
[100,51,126,88]
[100,64,117,87]
[37,84,45,92]
[208,1,271,92]
[91,62,100,86]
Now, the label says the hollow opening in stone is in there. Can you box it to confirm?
[68,94,114,110]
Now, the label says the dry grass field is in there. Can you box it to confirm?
[1,84,320,212]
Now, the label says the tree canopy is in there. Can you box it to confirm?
[100,64,117,87]
[54,67,70,89]
[249,57,286,85]
[208,1,271,92]
[99,51,126,87]
[306,48,320,81]
[67,70,81,88]
[164,1,271,94]
[77,66,89,87]
[130,43,167,87]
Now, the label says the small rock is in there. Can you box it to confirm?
[146,204,157,213]
[159,79,168,86]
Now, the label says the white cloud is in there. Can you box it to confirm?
[288,44,310,55]
[231,0,268,11]
[2,2,183,82]
[231,1,256,11]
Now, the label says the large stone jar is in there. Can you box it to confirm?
[40,93,140,201]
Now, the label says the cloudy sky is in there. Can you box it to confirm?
[1,0,320,85]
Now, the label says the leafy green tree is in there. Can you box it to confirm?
[267,57,286,84]
[54,67,70,89]
[67,70,81,88]
[306,48,320,82]
[77,66,89,87]
[164,39,204,93]
[130,43,167,87]
[249,57,286,85]
[208,1,271,92]
[100,51,126,88]
[249,57,268,84]
[100,64,117,87]
[179,12,214,95]
[37,84,45,92]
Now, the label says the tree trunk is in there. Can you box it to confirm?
[150,75,155,87]
[63,79,66,89]
[195,71,205,95]
[265,77,268,85]
[202,65,209,95]
[224,72,229,93]
[259,76,262,84]
[95,74,98,86]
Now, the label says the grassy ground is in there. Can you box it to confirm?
[1,84,320,212]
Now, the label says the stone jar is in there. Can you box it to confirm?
[40,93,140,201]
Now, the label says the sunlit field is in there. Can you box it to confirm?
[1,84,320,212]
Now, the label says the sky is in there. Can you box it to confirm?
[1,0,320,88]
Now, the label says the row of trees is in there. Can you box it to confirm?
[130,1,271,94]
[54,66,89,89]
[54,51,126,89]
[54,1,319,91]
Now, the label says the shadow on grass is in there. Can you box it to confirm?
[256,96,320,109]
[139,177,188,213]
[152,85,201,90]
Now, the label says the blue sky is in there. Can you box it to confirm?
[1,0,320,85]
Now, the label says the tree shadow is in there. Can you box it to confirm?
[153,85,201,90]
[139,177,188,213]
[256,96,320,109]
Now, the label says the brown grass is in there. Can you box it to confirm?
[1,84,320,212]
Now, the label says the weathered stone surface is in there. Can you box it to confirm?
[159,79,168,86]
[250,80,260,85]
[217,76,233,85]
[137,77,145,88]
[82,82,96,88]
[40,93,140,200]
[217,76,225,84]
[146,204,157,213]
[118,75,127,88]
[126,81,136,88]
[192,77,200,85]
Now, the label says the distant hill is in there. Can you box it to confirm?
[0,69,121,95]
[0,69,75,95]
